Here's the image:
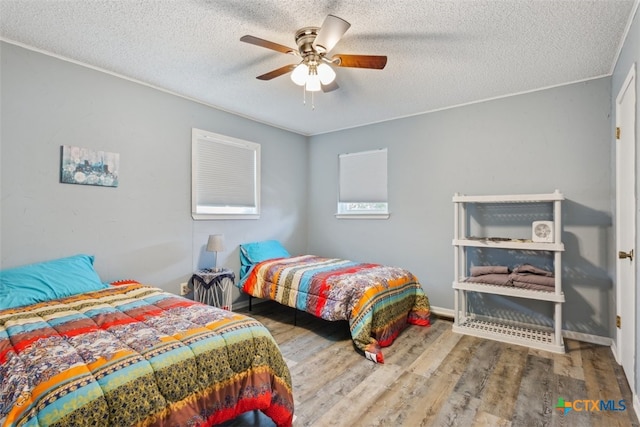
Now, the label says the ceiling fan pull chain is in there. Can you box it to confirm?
[303,85,306,105]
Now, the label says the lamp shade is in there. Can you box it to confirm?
[291,63,309,86]
[305,73,321,92]
[317,63,336,85]
[206,234,225,252]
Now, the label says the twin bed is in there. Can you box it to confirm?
[0,255,293,426]
[1,245,431,425]
[237,240,431,363]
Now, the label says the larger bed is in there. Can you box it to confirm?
[237,241,431,363]
[0,255,294,427]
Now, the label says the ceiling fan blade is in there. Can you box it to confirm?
[321,81,339,93]
[333,54,387,69]
[256,64,297,80]
[313,15,351,53]
[240,35,297,55]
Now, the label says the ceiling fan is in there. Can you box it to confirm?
[240,14,387,94]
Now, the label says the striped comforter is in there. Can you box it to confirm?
[238,255,431,363]
[0,282,294,427]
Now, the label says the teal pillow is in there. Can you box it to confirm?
[239,240,291,277]
[0,254,109,310]
[240,240,291,265]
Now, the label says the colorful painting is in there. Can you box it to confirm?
[60,145,119,187]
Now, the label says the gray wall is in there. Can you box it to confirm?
[308,77,613,337]
[611,3,640,407]
[0,37,621,340]
[0,42,309,296]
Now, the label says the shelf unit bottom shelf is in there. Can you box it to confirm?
[452,317,565,354]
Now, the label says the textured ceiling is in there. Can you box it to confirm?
[0,0,637,135]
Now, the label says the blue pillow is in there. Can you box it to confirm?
[240,240,291,279]
[240,240,291,265]
[0,254,109,310]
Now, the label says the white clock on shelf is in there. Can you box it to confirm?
[532,221,554,243]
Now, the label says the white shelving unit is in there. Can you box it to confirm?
[452,190,565,353]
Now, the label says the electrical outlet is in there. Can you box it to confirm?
[180,282,189,296]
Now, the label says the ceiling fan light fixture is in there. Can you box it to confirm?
[291,63,309,86]
[317,63,336,85]
[305,73,321,92]
[241,14,387,107]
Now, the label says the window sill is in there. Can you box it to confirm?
[334,213,390,220]
[192,213,260,220]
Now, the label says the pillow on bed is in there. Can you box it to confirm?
[240,240,291,279]
[0,254,109,310]
[240,240,291,265]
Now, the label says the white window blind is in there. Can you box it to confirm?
[192,128,260,219]
[337,148,389,218]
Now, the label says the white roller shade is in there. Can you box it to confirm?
[195,139,256,207]
[192,128,260,219]
[339,149,387,203]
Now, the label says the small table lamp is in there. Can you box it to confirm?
[206,234,225,272]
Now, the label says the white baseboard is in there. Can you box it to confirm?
[561,330,612,346]
[430,305,454,319]
[611,341,622,364]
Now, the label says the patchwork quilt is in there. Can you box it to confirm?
[0,281,294,427]
[238,255,431,363]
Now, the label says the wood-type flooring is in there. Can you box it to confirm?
[223,300,639,427]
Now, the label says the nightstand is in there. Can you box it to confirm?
[189,268,235,310]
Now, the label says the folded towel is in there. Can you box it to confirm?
[512,281,555,292]
[512,264,553,277]
[465,273,511,286]
[470,266,510,277]
[509,273,555,287]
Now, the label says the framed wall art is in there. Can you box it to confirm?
[60,145,119,187]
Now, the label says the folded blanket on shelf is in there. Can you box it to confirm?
[465,273,511,286]
[509,273,555,287]
[470,265,510,276]
[512,281,555,291]
[464,264,557,291]
[512,264,553,277]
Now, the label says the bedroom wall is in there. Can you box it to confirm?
[0,40,618,340]
[611,2,640,409]
[307,77,613,338]
[0,41,309,295]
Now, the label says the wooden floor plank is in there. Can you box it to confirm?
[380,319,443,367]
[407,323,463,378]
[296,356,381,426]
[582,343,635,427]
[550,373,591,427]
[288,338,361,402]
[553,338,585,380]
[477,344,529,420]
[310,363,405,426]
[472,410,512,427]
[453,338,503,397]
[355,370,438,426]
[504,354,555,426]
[399,335,486,426]
[279,320,351,363]
[431,390,482,426]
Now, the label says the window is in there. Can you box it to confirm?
[192,128,260,219]
[337,148,389,219]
